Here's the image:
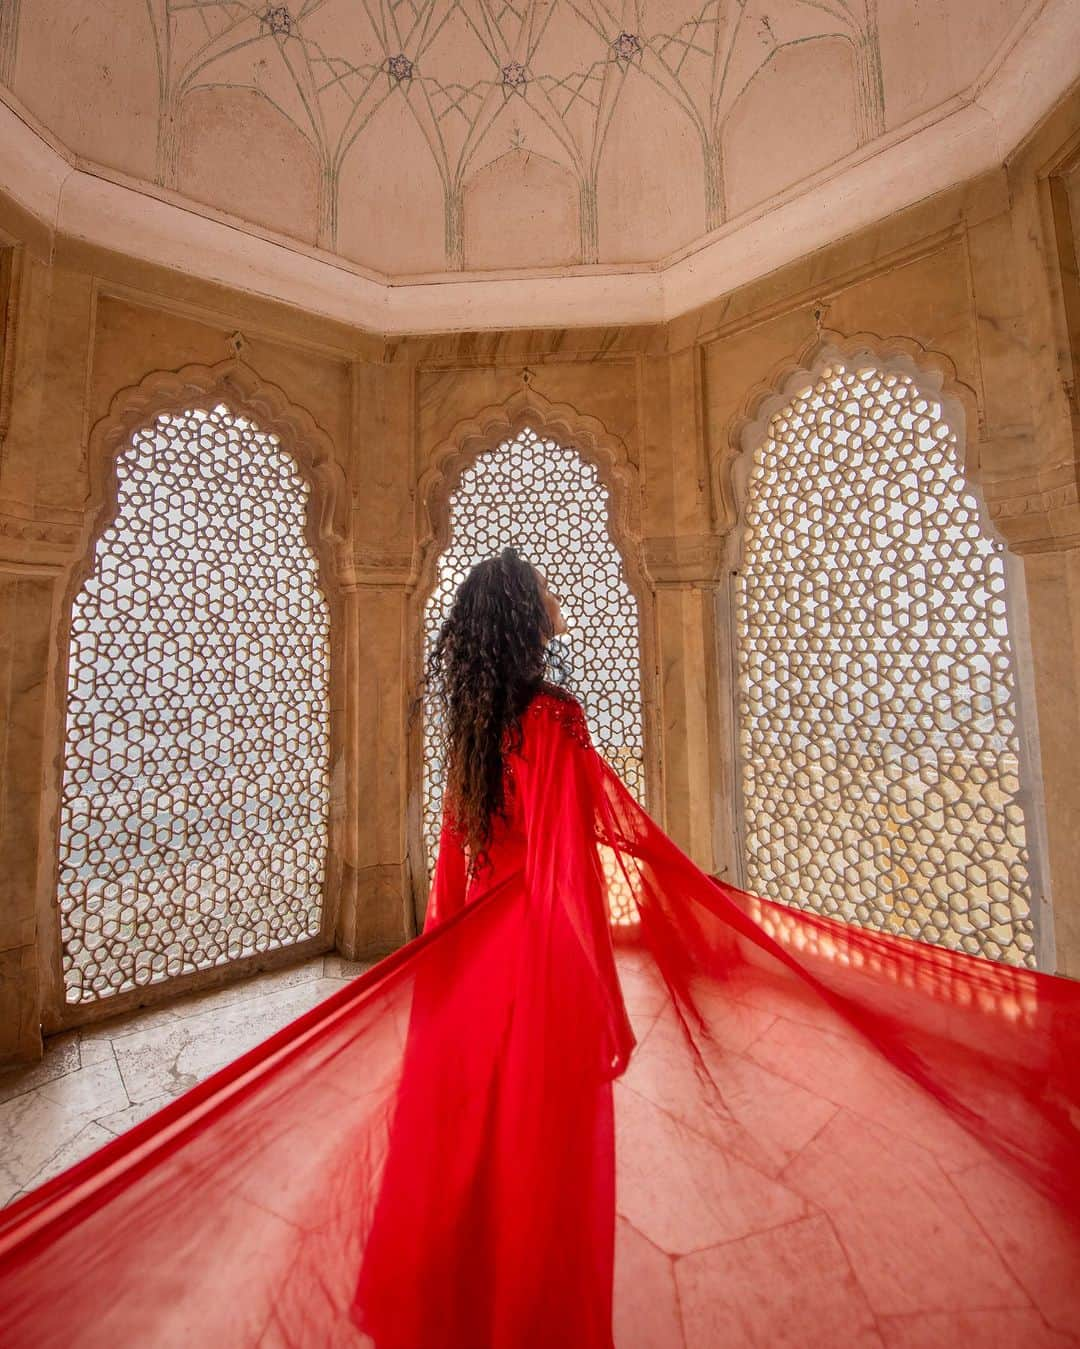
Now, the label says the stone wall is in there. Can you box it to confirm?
[2,83,1078,1063]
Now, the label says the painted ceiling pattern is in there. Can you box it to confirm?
[0,0,1030,275]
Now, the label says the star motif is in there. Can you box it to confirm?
[261,5,294,36]
[611,31,643,67]
[387,53,414,83]
[501,61,528,95]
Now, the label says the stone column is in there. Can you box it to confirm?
[1013,549,1080,974]
[977,146,1080,972]
[333,358,416,960]
[642,538,728,875]
[0,232,79,1061]
[334,570,415,961]
[639,346,728,874]
[0,566,54,1063]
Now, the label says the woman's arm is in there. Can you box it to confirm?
[422,804,469,934]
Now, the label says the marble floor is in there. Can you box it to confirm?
[610,952,1080,1348]
[0,952,368,1209]
[2,950,1079,1347]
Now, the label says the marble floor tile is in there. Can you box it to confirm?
[877,1309,1079,1348]
[614,1215,685,1349]
[0,1030,82,1105]
[96,1092,177,1137]
[676,1213,885,1349]
[110,976,349,1104]
[15,1121,117,1200]
[616,962,671,1020]
[948,1160,1080,1334]
[782,1110,1029,1319]
[165,958,327,1021]
[0,955,365,1209]
[747,1011,987,1170]
[614,1080,805,1255]
[75,1001,186,1043]
[37,1054,129,1116]
[620,1015,838,1178]
[0,1082,123,1202]
[668,977,779,1054]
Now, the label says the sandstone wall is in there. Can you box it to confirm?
[2,83,1078,1063]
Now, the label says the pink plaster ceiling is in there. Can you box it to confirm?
[0,0,1076,332]
[0,0,1035,277]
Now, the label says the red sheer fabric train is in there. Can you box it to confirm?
[0,686,1078,1347]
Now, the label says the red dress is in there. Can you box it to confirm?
[1,687,1078,1347]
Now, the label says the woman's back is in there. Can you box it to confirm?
[428,685,596,921]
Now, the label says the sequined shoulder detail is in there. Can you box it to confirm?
[525,689,593,750]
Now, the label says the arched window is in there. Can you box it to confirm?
[734,354,1041,967]
[421,425,644,922]
[58,403,331,1005]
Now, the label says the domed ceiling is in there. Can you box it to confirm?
[0,0,1076,328]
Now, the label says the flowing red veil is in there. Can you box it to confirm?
[1,686,1078,1347]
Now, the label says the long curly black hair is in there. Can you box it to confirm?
[415,546,582,877]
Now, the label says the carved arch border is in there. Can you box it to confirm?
[717,330,983,535]
[412,387,645,599]
[40,357,353,1031]
[78,358,351,584]
[714,330,1055,969]
[405,386,658,923]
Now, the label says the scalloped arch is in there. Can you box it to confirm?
[716,330,982,535]
[719,328,1050,966]
[80,357,351,587]
[411,386,645,605]
[41,356,351,1026]
[403,386,659,906]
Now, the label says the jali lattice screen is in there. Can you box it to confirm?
[422,426,644,923]
[58,403,331,1005]
[735,358,1037,966]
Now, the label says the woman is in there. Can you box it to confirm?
[352,551,634,1348]
[1,548,1078,1347]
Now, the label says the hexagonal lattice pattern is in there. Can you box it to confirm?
[58,404,331,1005]
[423,427,644,923]
[736,361,1036,966]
